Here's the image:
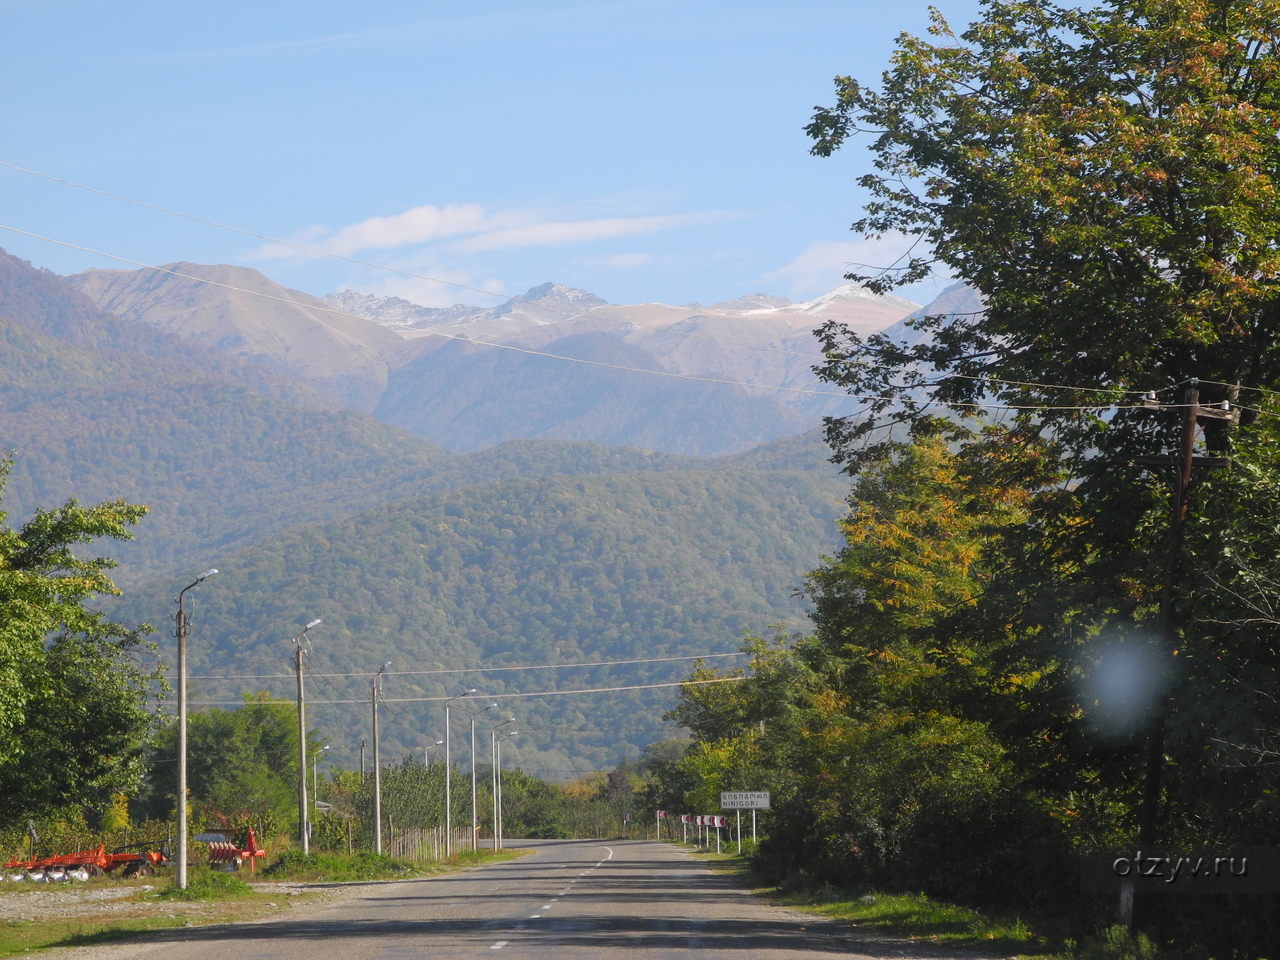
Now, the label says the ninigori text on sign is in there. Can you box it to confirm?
[720,791,770,810]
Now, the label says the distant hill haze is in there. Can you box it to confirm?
[68,263,917,455]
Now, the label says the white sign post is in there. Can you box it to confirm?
[721,792,769,849]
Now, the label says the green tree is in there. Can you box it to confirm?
[137,693,315,831]
[809,0,1280,436]
[0,463,154,826]
[801,4,1280,947]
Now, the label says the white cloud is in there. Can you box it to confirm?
[248,206,724,264]
[248,204,518,261]
[323,204,510,256]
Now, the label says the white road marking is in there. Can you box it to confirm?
[530,914,542,919]
[490,942,507,950]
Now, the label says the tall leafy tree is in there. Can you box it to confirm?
[801,2,1280,945]
[0,462,154,826]
[809,0,1280,438]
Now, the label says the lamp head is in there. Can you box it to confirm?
[306,618,322,630]
[198,568,218,582]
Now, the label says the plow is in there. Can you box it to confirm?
[3,826,266,881]
[3,843,167,882]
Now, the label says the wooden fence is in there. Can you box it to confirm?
[383,823,473,862]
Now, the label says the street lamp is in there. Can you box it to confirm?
[291,617,323,854]
[371,662,391,854]
[443,689,475,857]
[175,567,218,891]
[490,718,514,846]
[424,739,444,767]
[470,703,498,851]
[312,743,331,825]
[495,730,517,850]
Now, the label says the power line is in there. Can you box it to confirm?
[179,650,748,682]
[162,675,744,707]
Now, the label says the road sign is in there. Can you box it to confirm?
[720,791,770,810]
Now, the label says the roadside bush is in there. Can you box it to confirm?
[1063,926,1158,960]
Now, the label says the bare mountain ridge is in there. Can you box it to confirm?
[68,263,411,410]
[68,261,920,454]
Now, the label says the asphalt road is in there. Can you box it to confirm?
[72,839,985,960]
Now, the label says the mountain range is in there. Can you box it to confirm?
[1,245,978,776]
[1,247,874,774]
[66,264,918,455]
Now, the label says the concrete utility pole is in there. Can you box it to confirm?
[490,718,514,843]
[371,663,390,853]
[495,730,517,849]
[175,568,217,891]
[470,703,497,852]
[292,618,322,854]
[425,739,443,767]
[444,689,476,857]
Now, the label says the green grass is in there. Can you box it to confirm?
[682,843,1056,958]
[155,866,254,900]
[783,889,1052,956]
[2,914,193,955]
[0,848,526,956]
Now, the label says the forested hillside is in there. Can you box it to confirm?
[112,467,846,779]
[2,245,850,779]
[375,331,815,454]
[0,251,711,584]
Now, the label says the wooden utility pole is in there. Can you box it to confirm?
[1124,381,1231,926]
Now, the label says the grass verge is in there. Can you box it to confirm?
[682,843,1058,958]
[0,848,523,957]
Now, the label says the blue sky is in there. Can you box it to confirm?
[2,0,982,309]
